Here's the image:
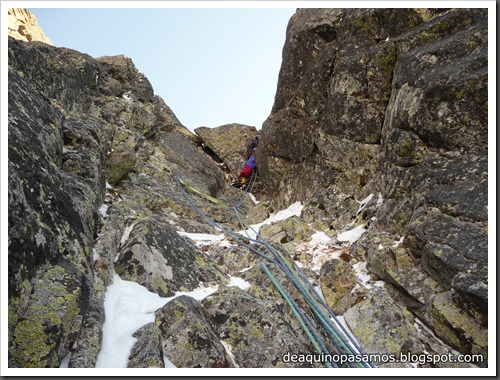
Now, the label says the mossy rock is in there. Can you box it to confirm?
[426,291,487,365]
[10,264,87,367]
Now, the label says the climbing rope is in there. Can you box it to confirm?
[232,206,374,368]
[175,177,375,368]
[260,262,337,368]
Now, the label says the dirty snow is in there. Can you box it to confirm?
[296,233,343,272]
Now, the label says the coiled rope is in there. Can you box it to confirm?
[175,176,374,368]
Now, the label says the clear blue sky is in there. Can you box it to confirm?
[31,6,296,131]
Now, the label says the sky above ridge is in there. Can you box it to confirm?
[30,5,297,131]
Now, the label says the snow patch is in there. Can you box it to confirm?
[96,274,220,368]
[238,266,253,273]
[352,261,372,288]
[163,356,177,368]
[376,192,384,207]
[393,236,405,248]
[248,193,259,205]
[294,260,304,268]
[309,231,332,245]
[296,232,342,272]
[221,340,239,367]
[337,224,366,245]
[98,203,108,217]
[347,194,374,228]
[357,194,374,215]
[122,91,133,101]
[228,276,251,290]
[120,224,135,247]
[239,201,303,239]
[177,231,225,246]
[93,248,101,262]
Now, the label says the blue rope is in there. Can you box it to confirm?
[175,177,374,368]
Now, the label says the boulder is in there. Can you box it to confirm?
[201,285,314,368]
[156,295,231,368]
[115,215,226,297]
[320,258,366,315]
[343,287,421,368]
[127,323,164,368]
[195,123,259,179]
[425,292,487,364]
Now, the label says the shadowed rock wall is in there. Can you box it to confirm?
[257,8,488,363]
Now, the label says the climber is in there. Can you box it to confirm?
[231,136,259,190]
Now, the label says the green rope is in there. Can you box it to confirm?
[260,262,334,368]
[231,206,369,368]
[176,177,374,368]
[177,178,231,210]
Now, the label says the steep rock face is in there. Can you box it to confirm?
[8,8,53,45]
[257,8,488,363]
[7,36,232,367]
[195,123,259,179]
[9,39,108,367]
[8,31,323,369]
[8,8,489,369]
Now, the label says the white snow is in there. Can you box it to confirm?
[177,231,225,246]
[239,201,304,239]
[357,194,374,215]
[248,193,259,205]
[309,231,332,245]
[95,272,253,368]
[376,192,384,207]
[347,194,374,227]
[122,91,133,101]
[294,260,304,268]
[352,261,372,288]
[92,248,101,262]
[228,276,251,290]
[337,224,366,245]
[163,356,177,368]
[393,236,405,248]
[221,340,239,367]
[120,224,135,247]
[98,203,108,217]
[95,274,219,368]
[295,231,343,272]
